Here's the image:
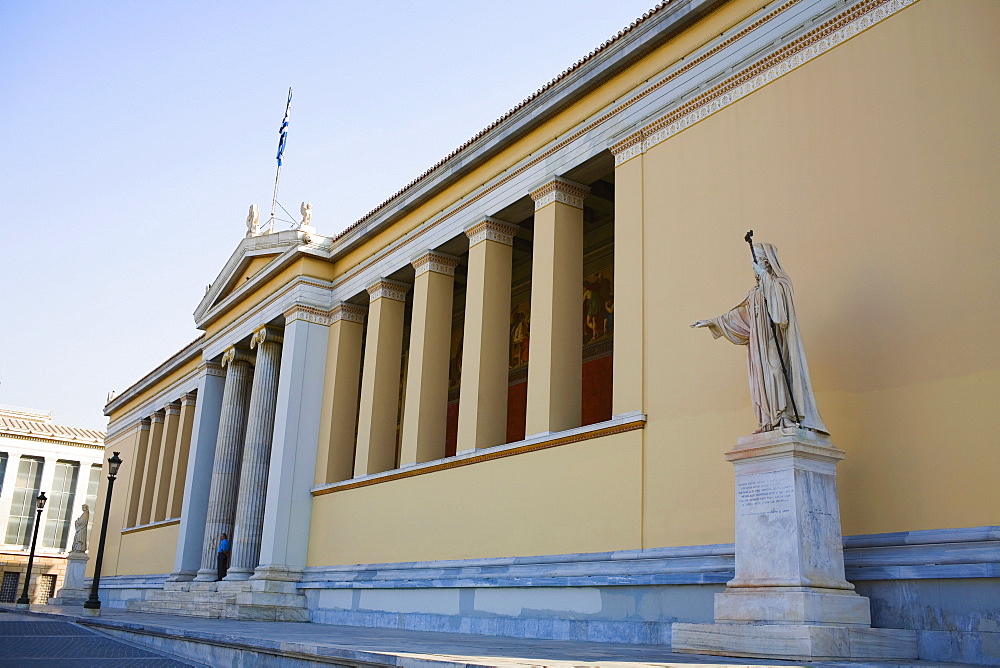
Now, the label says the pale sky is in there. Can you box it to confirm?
[0,0,657,431]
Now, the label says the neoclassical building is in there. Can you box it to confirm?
[92,0,998,664]
[0,405,104,603]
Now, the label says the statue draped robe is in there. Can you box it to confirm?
[705,265,828,434]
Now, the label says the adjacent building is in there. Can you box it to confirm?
[0,405,104,603]
[88,0,998,664]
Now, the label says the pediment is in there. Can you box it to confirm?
[193,230,330,327]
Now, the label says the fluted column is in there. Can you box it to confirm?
[400,251,458,465]
[457,218,518,450]
[125,418,151,528]
[354,279,410,476]
[194,346,254,582]
[167,392,197,519]
[315,303,368,484]
[137,410,165,525]
[152,401,181,522]
[225,325,283,580]
[526,177,589,436]
[170,362,225,582]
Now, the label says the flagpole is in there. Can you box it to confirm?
[268,87,293,233]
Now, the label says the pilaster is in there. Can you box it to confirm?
[125,419,151,528]
[138,410,165,526]
[611,148,643,416]
[457,218,518,450]
[400,251,459,465]
[152,401,181,522]
[226,326,283,581]
[526,177,589,436]
[315,303,367,484]
[170,362,224,582]
[354,279,410,476]
[195,346,254,582]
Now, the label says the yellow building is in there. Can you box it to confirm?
[92,0,998,663]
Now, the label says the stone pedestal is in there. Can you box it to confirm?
[48,552,90,605]
[672,429,917,661]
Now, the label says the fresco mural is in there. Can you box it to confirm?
[509,301,531,371]
[583,266,613,345]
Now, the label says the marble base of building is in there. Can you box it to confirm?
[127,578,308,621]
[670,429,919,661]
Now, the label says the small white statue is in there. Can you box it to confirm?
[71,504,90,554]
[298,201,313,229]
[246,204,261,237]
[692,237,828,434]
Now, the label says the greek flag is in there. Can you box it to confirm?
[276,87,292,166]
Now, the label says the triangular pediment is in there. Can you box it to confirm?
[193,230,330,328]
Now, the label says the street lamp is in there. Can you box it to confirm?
[15,491,48,608]
[83,451,122,616]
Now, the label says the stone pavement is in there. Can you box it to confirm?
[0,610,200,667]
[2,603,974,668]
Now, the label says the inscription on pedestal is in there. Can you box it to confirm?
[736,471,793,516]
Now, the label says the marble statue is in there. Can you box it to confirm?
[71,504,90,553]
[246,204,260,237]
[298,201,312,229]
[692,241,828,434]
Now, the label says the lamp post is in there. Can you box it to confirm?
[83,451,122,616]
[15,491,48,609]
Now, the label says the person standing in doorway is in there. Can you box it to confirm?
[216,533,231,580]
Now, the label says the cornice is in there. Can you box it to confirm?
[104,336,204,417]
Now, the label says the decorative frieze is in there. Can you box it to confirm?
[181,392,197,407]
[367,279,410,303]
[464,218,518,247]
[329,302,368,324]
[283,304,330,326]
[412,250,460,277]
[202,361,226,378]
[250,325,284,349]
[138,417,151,432]
[609,135,644,165]
[149,410,165,425]
[221,345,255,368]
[529,177,590,211]
[164,401,182,416]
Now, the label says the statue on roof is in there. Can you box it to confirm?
[691,235,828,435]
[246,204,261,237]
[71,504,90,554]
[298,202,313,229]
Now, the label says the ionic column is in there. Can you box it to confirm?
[137,410,165,525]
[124,419,151,528]
[611,147,644,416]
[225,325,283,580]
[457,218,518,450]
[152,401,181,522]
[400,251,458,465]
[354,279,410,476]
[315,303,368,484]
[194,346,254,582]
[525,177,589,436]
[167,392,197,519]
[170,362,225,582]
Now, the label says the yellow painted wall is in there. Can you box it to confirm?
[116,524,180,575]
[308,429,642,565]
[639,0,1000,547]
[88,427,138,577]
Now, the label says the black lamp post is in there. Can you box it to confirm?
[83,451,122,614]
[15,491,48,608]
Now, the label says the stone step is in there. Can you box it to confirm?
[127,600,226,618]
[226,603,310,622]
[144,592,238,605]
[234,591,308,607]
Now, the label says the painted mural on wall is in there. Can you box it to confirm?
[509,301,531,371]
[583,265,614,345]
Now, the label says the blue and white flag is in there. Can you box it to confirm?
[276,87,292,166]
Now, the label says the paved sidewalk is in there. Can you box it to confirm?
[0,610,200,667]
[2,603,970,668]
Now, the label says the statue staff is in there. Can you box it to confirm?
[745,230,799,426]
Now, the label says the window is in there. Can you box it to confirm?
[38,573,57,603]
[85,464,101,542]
[5,456,44,546]
[0,452,8,496]
[43,460,80,550]
[0,572,19,603]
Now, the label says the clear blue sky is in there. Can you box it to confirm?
[0,0,657,430]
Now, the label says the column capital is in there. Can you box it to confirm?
[412,250,460,277]
[329,302,368,324]
[251,325,284,349]
[221,345,255,368]
[164,401,182,416]
[201,360,226,378]
[367,279,410,303]
[529,177,590,211]
[138,417,152,432]
[181,392,197,407]
[150,410,166,424]
[283,304,330,326]
[464,217,518,247]
[609,134,644,166]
